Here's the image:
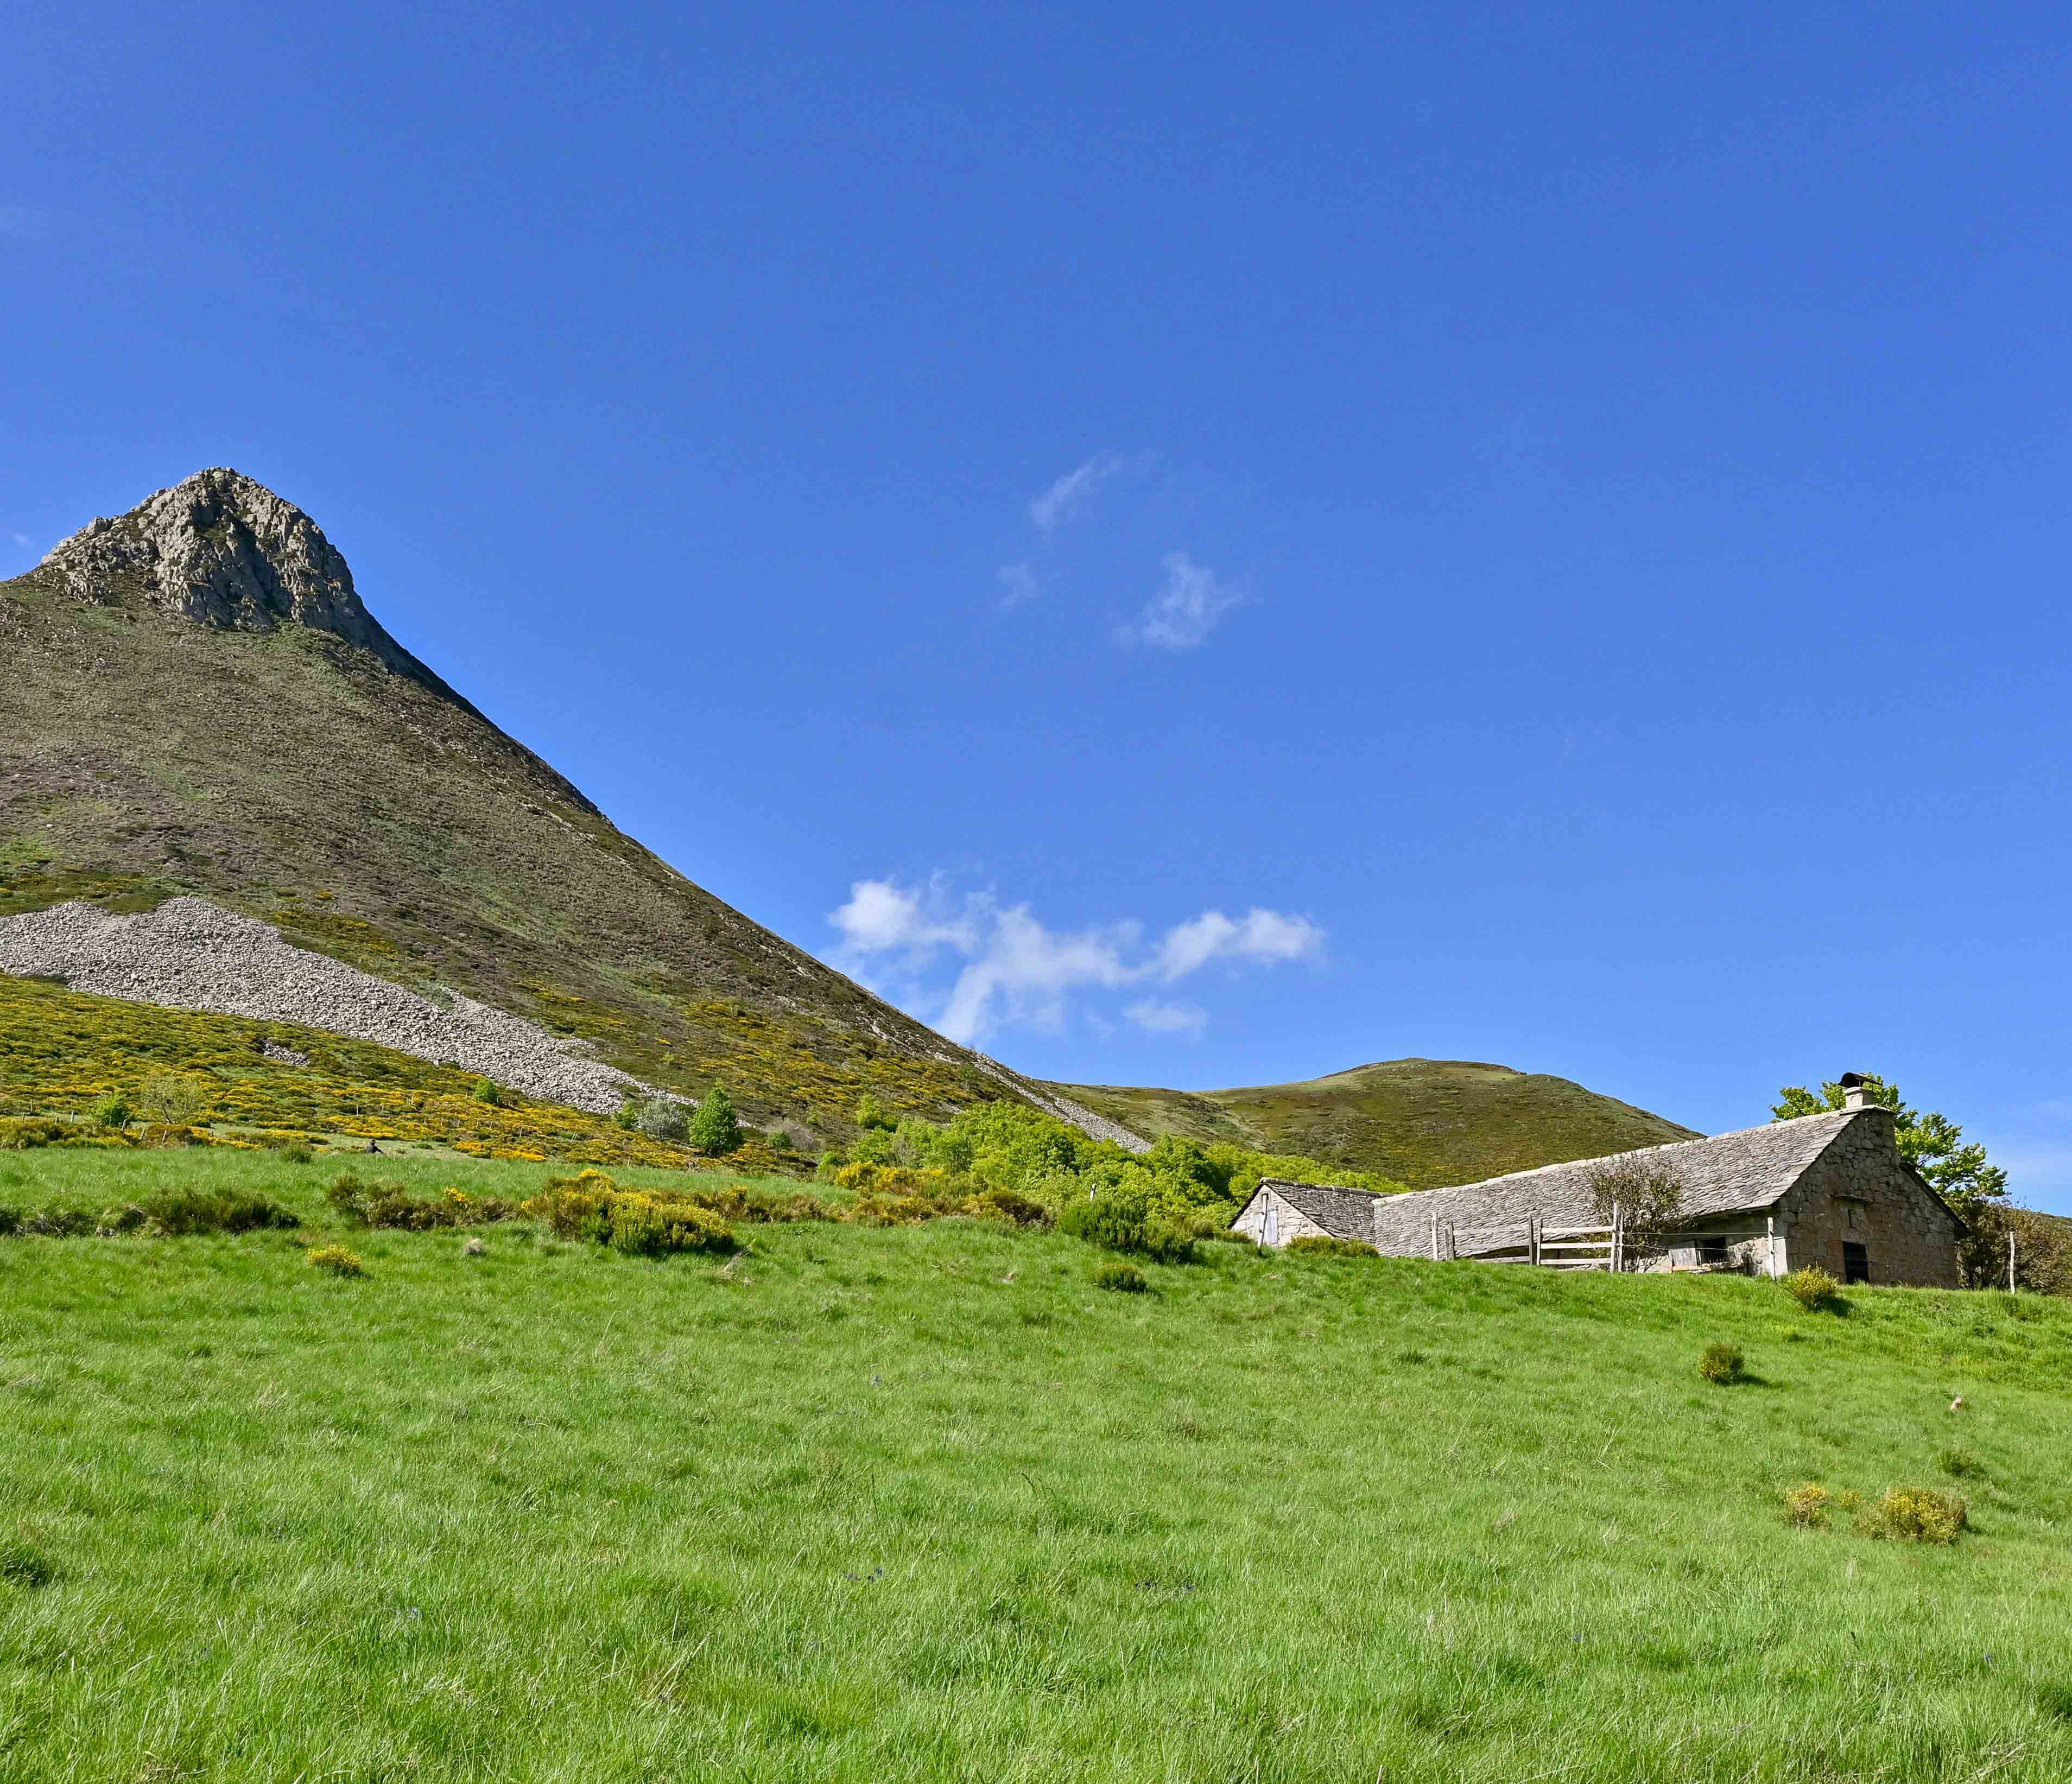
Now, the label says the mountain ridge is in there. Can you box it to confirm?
[5,469,1685,1178]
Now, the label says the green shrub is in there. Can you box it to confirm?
[1057,1191,1198,1264]
[1093,1261,1148,1293]
[855,1094,897,1133]
[1865,1486,1967,1544]
[140,1190,301,1236]
[1937,1446,1984,1480]
[281,1142,314,1164]
[471,1078,503,1106]
[22,1205,103,1237]
[306,1245,363,1278]
[1782,1266,1844,1312]
[628,1095,688,1142]
[137,1072,213,1129]
[1783,1482,1861,1529]
[1697,1342,1745,1385]
[88,1095,130,1131]
[1289,1234,1377,1259]
[98,1204,148,1235]
[766,1128,793,1151]
[521,1172,737,1256]
[326,1174,515,1230]
[689,1085,744,1157]
[0,1205,18,1237]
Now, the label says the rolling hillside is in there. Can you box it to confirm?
[0,469,1095,1146]
[3,469,1693,1185]
[1049,1057,1699,1189]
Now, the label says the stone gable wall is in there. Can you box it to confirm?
[1775,1109,1960,1288]
[1230,1188,1336,1249]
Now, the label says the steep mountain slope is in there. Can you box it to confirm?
[1047,1057,1699,1189]
[0,469,1104,1145]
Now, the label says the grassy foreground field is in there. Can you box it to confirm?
[4,1152,2072,1781]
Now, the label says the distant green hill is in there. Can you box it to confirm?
[1047,1057,1699,1189]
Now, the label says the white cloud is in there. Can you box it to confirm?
[1029,452,1131,537]
[1116,550,1240,650]
[1154,908,1325,981]
[995,560,1040,608]
[1125,999,1207,1037]
[5,532,29,549]
[828,877,980,959]
[829,878,1323,1045]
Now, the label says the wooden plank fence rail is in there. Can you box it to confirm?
[1434,1216,1784,1274]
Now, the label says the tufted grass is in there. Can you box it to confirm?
[4,1151,2072,1781]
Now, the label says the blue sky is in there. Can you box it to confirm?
[6,3,2071,1201]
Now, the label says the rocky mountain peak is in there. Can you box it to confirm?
[39,468,419,672]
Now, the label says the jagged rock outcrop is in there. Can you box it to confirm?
[35,467,495,714]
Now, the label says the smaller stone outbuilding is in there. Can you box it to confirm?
[1230,1082,1965,1287]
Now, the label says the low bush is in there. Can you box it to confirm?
[88,1095,130,1131]
[307,1245,364,1277]
[1784,1483,1860,1529]
[1093,1261,1148,1293]
[625,1096,689,1143]
[1057,1191,1197,1265]
[1289,1235,1377,1260]
[1782,1266,1844,1312]
[521,1173,736,1256]
[97,1204,148,1235]
[0,1116,92,1151]
[326,1175,517,1230]
[1698,1342,1745,1385]
[7,1204,98,1237]
[471,1078,503,1106]
[139,1189,301,1236]
[1865,1485,1967,1544]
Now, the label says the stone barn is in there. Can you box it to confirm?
[1229,1081,1964,1287]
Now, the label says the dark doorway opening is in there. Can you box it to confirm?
[1842,1241,1869,1285]
[1699,1234,1729,1267]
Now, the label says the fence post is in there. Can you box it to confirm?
[2010,1229,2017,1293]
[1430,1212,1439,1261]
[1766,1215,1777,1278]
[1611,1200,1621,1273]
[1529,1212,1540,1267]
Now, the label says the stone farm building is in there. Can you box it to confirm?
[1230,1084,1963,1288]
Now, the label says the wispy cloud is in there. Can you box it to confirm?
[1154,908,1325,980]
[1116,550,1240,650]
[5,532,29,550]
[1125,999,1208,1037]
[1029,452,1138,537]
[829,877,1323,1044]
[995,560,1040,609]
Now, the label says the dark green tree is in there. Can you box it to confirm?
[1772,1076,2007,1216]
[689,1084,744,1156]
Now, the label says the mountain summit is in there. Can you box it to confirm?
[3,469,1130,1143]
[39,467,484,718]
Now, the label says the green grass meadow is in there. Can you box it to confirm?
[5,1148,2072,1781]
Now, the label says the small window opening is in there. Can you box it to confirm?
[1842,1241,1869,1285]
[1699,1234,1729,1267]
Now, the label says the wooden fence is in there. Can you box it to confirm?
[1423,1206,1784,1275]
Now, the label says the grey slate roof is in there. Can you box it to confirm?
[1259,1177,1393,1242]
[1365,1109,1862,1255]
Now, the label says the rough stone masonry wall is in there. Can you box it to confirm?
[1775,1108,1961,1288]
[1230,1188,1334,1248]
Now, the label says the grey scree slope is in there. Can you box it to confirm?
[0,897,645,1114]
[1363,1110,1865,1253]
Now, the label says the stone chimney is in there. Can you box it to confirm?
[1839,1072,1875,1112]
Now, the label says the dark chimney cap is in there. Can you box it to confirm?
[1838,1071,1870,1088]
